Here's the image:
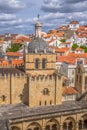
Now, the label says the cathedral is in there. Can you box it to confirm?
[0,20,87,130]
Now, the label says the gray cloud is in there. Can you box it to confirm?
[63,0,87,4]
[41,0,87,13]
[0,0,26,13]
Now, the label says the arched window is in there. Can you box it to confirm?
[1,95,6,102]
[46,125,50,130]
[39,101,41,106]
[42,58,46,69]
[35,59,39,69]
[11,126,20,130]
[43,88,49,95]
[50,100,52,105]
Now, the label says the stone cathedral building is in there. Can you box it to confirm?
[0,20,87,130]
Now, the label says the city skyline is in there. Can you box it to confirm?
[0,0,87,34]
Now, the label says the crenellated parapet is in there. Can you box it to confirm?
[0,68,26,105]
[29,74,54,82]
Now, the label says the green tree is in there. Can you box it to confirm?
[72,43,78,50]
[6,43,23,52]
[80,45,86,49]
[60,38,66,43]
[80,45,87,53]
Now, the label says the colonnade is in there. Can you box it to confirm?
[11,115,87,130]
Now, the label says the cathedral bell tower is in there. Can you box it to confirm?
[24,17,62,107]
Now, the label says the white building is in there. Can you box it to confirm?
[69,21,79,30]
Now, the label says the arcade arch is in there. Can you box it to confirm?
[45,119,60,130]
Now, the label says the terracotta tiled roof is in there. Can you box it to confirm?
[12,39,23,44]
[62,87,79,95]
[68,52,87,58]
[17,36,30,40]
[76,25,87,38]
[0,59,23,67]
[56,32,64,37]
[0,60,9,66]
[45,31,64,38]
[45,34,53,38]
[12,36,31,44]
[12,59,23,66]
[57,53,87,65]
[6,52,23,57]
[58,55,76,64]
[0,40,5,44]
[70,21,79,24]
[62,42,71,44]
[75,48,84,51]
[55,47,69,53]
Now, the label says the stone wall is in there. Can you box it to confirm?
[28,74,62,107]
[25,53,56,72]
[0,74,26,105]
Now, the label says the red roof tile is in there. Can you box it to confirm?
[6,52,23,57]
[62,87,79,95]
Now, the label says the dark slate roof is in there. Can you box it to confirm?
[0,68,25,76]
[76,91,87,101]
[0,101,87,129]
[28,38,52,53]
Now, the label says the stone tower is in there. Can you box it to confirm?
[24,21,62,107]
[35,21,42,38]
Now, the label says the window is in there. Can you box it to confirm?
[45,101,47,105]
[72,70,74,75]
[50,100,52,105]
[43,88,49,95]
[49,75,52,80]
[76,75,78,81]
[42,58,46,69]
[39,101,41,106]
[1,95,6,102]
[35,59,39,69]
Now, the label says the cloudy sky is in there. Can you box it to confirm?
[0,0,87,34]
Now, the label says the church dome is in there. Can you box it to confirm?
[28,38,49,53]
[28,20,54,54]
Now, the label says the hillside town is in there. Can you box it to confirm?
[0,21,87,91]
[0,20,87,130]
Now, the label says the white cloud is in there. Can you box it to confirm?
[0,13,16,21]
